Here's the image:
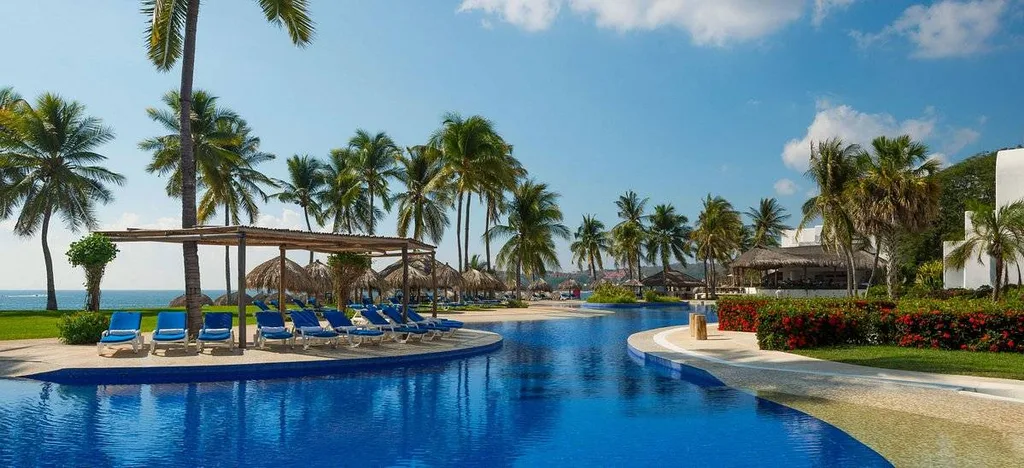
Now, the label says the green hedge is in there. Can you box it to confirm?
[56,311,109,344]
[643,291,681,303]
[586,284,636,304]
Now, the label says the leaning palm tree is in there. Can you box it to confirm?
[488,180,570,299]
[429,112,505,271]
[850,135,940,298]
[197,119,277,298]
[745,198,790,248]
[570,215,609,280]
[317,148,371,234]
[645,204,692,279]
[800,138,863,297]
[945,201,1024,301]
[274,155,325,263]
[348,130,401,235]
[692,195,743,296]
[394,145,451,243]
[0,94,126,310]
[142,0,313,333]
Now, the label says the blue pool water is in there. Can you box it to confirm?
[0,305,890,467]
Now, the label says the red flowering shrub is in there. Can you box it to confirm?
[889,300,1024,352]
[717,297,766,332]
[755,299,880,350]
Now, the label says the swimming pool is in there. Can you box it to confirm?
[0,305,890,467]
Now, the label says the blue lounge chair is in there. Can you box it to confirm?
[253,300,272,312]
[197,312,235,352]
[406,308,464,333]
[289,310,339,349]
[323,310,385,347]
[97,311,143,355]
[254,311,294,348]
[291,297,310,310]
[381,306,450,340]
[359,306,428,343]
[150,311,188,354]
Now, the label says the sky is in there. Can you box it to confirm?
[1,0,1022,291]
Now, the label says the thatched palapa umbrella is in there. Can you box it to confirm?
[350,268,383,302]
[247,257,315,293]
[528,279,552,292]
[212,292,253,306]
[170,293,213,307]
[304,260,333,301]
[557,278,580,290]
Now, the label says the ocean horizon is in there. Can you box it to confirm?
[0,290,239,311]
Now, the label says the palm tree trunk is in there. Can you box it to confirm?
[180,0,203,335]
[516,252,523,300]
[1017,262,1022,286]
[867,234,881,287]
[41,209,57,311]
[303,206,313,264]
[994,257,1003,301]
[455,191,463,272]
[464,195,472,272]
[368,185,375,235]
[885,239,897,300]
[224,208,231,298]
[484,204,492,271]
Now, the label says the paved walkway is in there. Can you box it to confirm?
[629,324,1024,467]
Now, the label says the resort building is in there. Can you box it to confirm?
[943,148,1024,289]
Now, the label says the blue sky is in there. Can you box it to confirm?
[2,0,1022,290]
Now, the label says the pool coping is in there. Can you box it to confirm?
[585,301,690,309]
[19,332,503,385]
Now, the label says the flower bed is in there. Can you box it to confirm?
[891,300,1024,352]
[717,297,766,332]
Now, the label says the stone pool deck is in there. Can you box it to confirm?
[629,324,1024,467]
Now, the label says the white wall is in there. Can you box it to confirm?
[743,287,867,298]
[780,226,822,247]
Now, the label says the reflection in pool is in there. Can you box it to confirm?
[0,305,890,467]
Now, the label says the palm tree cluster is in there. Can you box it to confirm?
[945,201,1024,301]
[799,135,942,298]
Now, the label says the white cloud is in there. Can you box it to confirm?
[944,127,982,154]
[781,100,937,171]
[459,0,858,45]
[852,0,1008,58]
[774,178,799,196]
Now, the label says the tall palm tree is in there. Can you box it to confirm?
[692,195,743,296]
[467,254,486,271]
[612,190,648,279]
[142,0,313,332]
[488,180,570,299]
[274,155,324,263]
[348,130,401,235]
[480,148,524,271]
[851,135,940,298]
[196,119,277,298]
[429,113,504,271]
[745,198,790,248]
[645,204,692,278]
[0,94,126,310]
[318,148,370,234]
[946,201,1024,301]
[800,138,863,297]
[570,215,609,281]
[394,145,451,243]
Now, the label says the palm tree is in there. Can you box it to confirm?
[692,195,743,297]
[274,155,324,263]
[800,138,863,297]
[645,204,692,278]
[745,198,790,248]
[142,0,313,332]
[318,148,370,234]
[488,180,570,299]
[394,145,451,243]
[0,94,126,310]
[348,130,401,235]
[467,254,487,271]
[480,148,524,271]
[570,215,609,280]
[946,201,1024,301]
[429,113,505,271]
[196,119,277,299]
[612,191,648,279]
[851,135,940,298]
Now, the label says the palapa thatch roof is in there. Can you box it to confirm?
[460,268,496,291]
[731,246,883,271]
[528,279,552,292]
[621,279,643,288]
[350,268,383,291]
[252,292,296,303]
[590,278,610,288]
[246,257,315,293]
[641,269,703,288]
[383,264,434,289]
[212,292,253,306]
[304,260,333,294]
[482,271,507,291]
[380,257,462,289]
[169,293,213,307]
[557,278,580,290]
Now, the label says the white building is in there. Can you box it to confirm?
[780,226,822,247]
[943,148,1024,289]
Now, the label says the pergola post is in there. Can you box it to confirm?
[278,246,287,323]
[401,245,409,322]
[237,233,247,349]
[431,252,438,318]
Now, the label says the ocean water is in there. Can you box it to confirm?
[0,290,231,311]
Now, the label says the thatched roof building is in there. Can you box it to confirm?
[641,269,703,288]
[732,246,881,271]
[621,279,643,288]
[246,257,315,293]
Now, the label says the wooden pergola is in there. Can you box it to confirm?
[94,226,437,349]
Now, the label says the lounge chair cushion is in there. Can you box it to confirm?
[350,329,384,337]
[261,330,293,340]
[153,329,187,341]
[261,326,287,334]
[108,329,138,336]
[298,326,338,338]
[198,329,232,341]
[100,333,137,343]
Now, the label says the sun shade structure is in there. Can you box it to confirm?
[304,260,333,296]
[247,257,314,293]
[557,278,580,290]
[461,268,504,292]
[350,268,383,292]
[528,279,552,292]
[213,292,252,306]
[169,293,213,307]
[95,225,437,348]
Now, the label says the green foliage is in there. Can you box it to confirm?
[66,234,118,268]
[505,299,529,308]
[56,311,108,344]
[866,284,889,298]
[586,284,636,304]
[643,290,681,302]
[327,252,372,269]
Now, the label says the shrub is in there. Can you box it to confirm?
[755,299,894,350]
[643,291,680,303]
[505,299,529,308]
[57,311,109,344]
[890,299,1024,352]
[717,297,767,332]
[865,284,888,299]
[915,260,944,291]
[586,284,636,304]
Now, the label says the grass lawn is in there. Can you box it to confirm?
[0,306,261,341]
[791,345,1024,381]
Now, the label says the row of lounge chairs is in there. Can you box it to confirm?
[97,302,466,355]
